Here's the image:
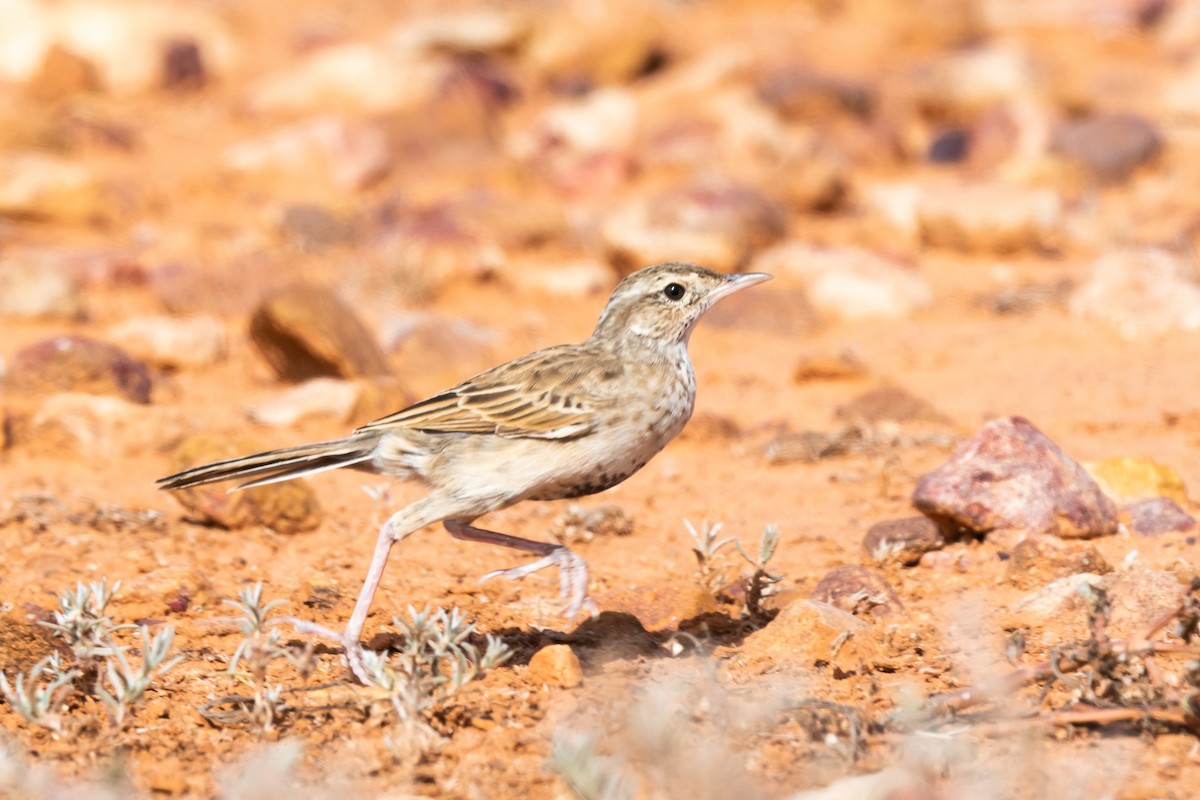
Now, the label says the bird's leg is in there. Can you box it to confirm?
[444,519,597,619]
[279,498,443,684]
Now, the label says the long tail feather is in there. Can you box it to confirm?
[156,435,378,491]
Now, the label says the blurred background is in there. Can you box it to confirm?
[2,0,1197,325]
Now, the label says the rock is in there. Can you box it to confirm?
[1050,113,1162,183]
[526,644,583,689]
[246,42,438,114]
[510,88,638,195]
[595,584,720,631]
[27,393,186,457]
[1069,249,1200,338]
[389,10,526,56]
[6,335,152,403]
[1121,497,1196,537]
[249,283,390,382]
[0,152,101,221]
[1163,57,1200,119]
[603,179,786,275]
[507,258,614,297]
[863,517,945,567]
[367,204,504,297]
[927,127,971,163]
[810,565,904,618]
[109,314,225,369]
[917,181,1063,253]
[1103,569,1184,636]
[27,43,101,101]
[756,65,876,121]
[703,286,819,336]
[165,435,322,534]
[278,205,356,253]
[752,243,933,321]
[162,38,205,91]
[1004,534,1112,590]
[918,550,968,572]
[736,600,885,675]
[1084,456,1189,506]
[835,385,949,426]
[445,190,569,252]
[913,416,1119,539]
[910,43,1035,113]
[246,378,362,427]
[0,255,82,319]
[1010,572,1105,622]
[524,2,662,88]
[223,117,391,191]
[792,351,869,383]
[381,311,502,392]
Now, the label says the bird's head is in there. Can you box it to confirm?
[591,262,772,345]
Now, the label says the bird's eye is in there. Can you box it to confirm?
[662,282,686,301]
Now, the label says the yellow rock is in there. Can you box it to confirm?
[166,434,322,534]
[527,644,583,689]
[1084,457,1188,505]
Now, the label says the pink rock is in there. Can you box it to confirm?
[7,335,152,403]
[913,416,1118,539]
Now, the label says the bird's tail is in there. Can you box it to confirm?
[156,433,379,492]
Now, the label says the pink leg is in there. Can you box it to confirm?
[281,497,445,683]
[444,519,596,619]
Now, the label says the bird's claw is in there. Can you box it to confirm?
[480,545,597,620]
[272,616,373,685]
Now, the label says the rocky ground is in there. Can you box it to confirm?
[2,0,1200,797]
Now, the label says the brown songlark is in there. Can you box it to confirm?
[157,262,771,681]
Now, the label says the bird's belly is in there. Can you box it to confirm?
[523,401,692,501]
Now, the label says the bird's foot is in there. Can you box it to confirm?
[273,616,373,685]
[480,545,598,620]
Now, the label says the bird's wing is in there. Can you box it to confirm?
[355,345,619,440]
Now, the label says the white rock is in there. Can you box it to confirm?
[246,378,362,427]
[245,42,440,114]
[0,152,100,220]
[222,117,390,190]
[1010,573,1105,621]
[31,392,186,457]
[1069,248,1200,338]
[754,243,933,321]
[109,314,226,369]
[389,10,525,55]
[916,180,1062,252]
[910,42,1035,112]
[0,256,81,319]
[507,258,614,297]
[509,88,638,160]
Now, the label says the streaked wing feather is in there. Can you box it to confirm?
[354,346,607,440]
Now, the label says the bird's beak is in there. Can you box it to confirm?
[707,272,772,304]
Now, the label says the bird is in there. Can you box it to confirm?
[157,262,771,682]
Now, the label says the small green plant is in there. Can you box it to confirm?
[0,653,77,735]
[684,519,734,594]
[224,582,313,732]
[43,579,131,663]
[97,626,182,727]
[363,606,511,754]
[547,730,634,800]
[0,580,182,734]
[735,523,783,618]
